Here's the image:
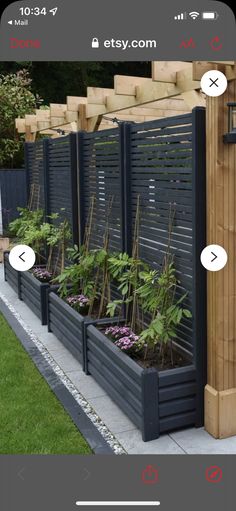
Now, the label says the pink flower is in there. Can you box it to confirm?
[66,294,89,308]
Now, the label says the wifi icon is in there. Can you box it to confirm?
[189,11,200,19]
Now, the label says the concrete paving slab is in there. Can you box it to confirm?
[34,331,68,352]
[47,347,83,373]
[170,428,236,454]
[66,371,107,399]
[116,428,186,454]
[88,395,136,434]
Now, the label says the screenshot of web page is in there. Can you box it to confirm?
[0,1,235,510]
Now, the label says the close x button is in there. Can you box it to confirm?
[200,70,227,97]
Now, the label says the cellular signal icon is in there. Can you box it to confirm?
[174,12,187,20]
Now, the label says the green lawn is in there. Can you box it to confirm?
[0,313,92,454]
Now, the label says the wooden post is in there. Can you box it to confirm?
[78,104,88,131]
[25,126,36,142]
[205,78,236,438]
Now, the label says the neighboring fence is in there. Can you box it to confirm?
[24,108,207,415]
[0,168,27,235]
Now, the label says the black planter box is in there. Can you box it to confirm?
[3,251,21,297]
[20,271,50,325]
[47,290,198,442]
[47,291,85,367]
[85,324,198,442]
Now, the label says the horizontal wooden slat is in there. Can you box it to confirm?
[160,411,196,433]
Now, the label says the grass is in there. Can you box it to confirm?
[0,313,92,454]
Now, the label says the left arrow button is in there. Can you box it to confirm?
[9,245,36,272]
[19,251,26,262]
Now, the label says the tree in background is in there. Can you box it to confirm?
[0,62,150,104]
[0,62,150,167]
[0,69,41,168]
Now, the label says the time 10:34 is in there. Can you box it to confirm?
[19,7,58,16]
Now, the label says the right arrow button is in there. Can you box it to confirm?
[210,251,217,263]
[201,244,227,271]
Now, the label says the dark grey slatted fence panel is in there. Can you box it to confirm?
[82,128,122,252]
[25,142,34,199]
[25,141,44,209]
[0,169,27,232]
[130,114,194,357]
[48,136,72,222]
[46,135,78,270]
[24,135,78,272]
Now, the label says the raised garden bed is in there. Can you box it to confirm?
[84,323,197,441]
[47,290,85,367]
[3,251,21,298]
[20,270,50,325]
[47,290,198,441]
[3,253,50,324]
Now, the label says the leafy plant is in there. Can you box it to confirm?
[0,69,42,167]
[9,208,48,261]
[137,260,192,364]
[107,253,147,325]
[9,207,71,271]
[106,251,192,366]
[9,207,43,239]
[54,246,111,316]
[46,211,71,273]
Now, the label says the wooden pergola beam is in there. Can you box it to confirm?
[67,96,87,111]
[152,61,191,82]
[176,68,200,92]
[114,75,151,96]
[50,103,67,116]
[181,91,205,109]
[16,61,225,137]
[193,61,236,81]
[87,115,103,132]
[87,87,115,104]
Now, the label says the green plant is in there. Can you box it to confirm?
[9,207,43,239]
[0,69,42,167]
[9,208,49,261]
[46,211,71,273]
[137,260,192,364]
[54,246,110,316]
[58,194,117,318]
[107,199,191,366]
[107,252,146,325]
[106,252,192,365]
[9,207,72,270]
[136,262,177,314]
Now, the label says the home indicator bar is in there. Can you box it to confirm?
[75,503,161,507]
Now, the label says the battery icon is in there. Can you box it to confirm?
[202,12,219,20]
